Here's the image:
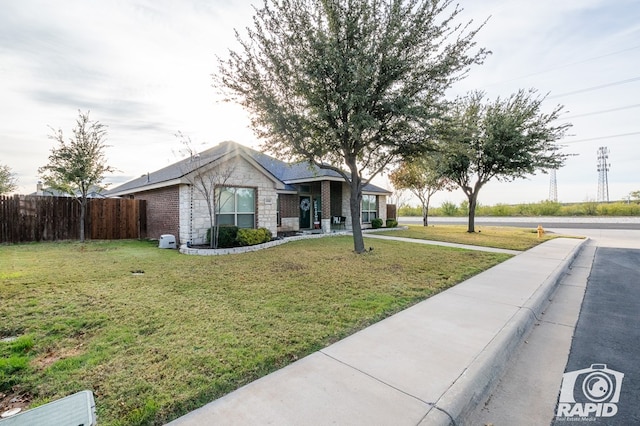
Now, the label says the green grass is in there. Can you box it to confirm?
[377,224,560,251]
[1,238,512,425]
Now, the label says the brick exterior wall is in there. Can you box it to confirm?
[321,181,331,218]
[330,181,343,217]
[123,154,390,241]
[278,193,299,232]
[133,186,180,241]
[279,194,299,217]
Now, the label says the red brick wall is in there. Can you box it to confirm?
[279,194,299,218]
[132,186,180,240]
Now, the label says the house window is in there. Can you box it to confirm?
[217,187,256,228]
[362,194,377,223]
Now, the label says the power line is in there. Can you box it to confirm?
[480,44,640,89]
[547,77,640,99]
[562,132,640,144]
[559,104,640,120]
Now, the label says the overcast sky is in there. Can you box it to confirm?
[1,0,639,206]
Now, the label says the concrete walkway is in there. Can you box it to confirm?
[167,237,586,426]
[362,233,523,255]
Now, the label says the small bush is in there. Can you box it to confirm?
[385,218,398,228]
[398,205,421,216]
[440,201,459,216]
[237,228,272,246]
[207,226,239,248]
[371,218,383,228]
[490,203,513,216]
[580,202,598,216]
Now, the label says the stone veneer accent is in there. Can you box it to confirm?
[180,156,279,245]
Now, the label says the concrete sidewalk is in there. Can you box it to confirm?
[167,237,586,426]
[363,233,522,255]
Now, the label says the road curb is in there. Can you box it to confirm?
[423,238,589,425]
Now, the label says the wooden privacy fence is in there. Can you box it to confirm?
[0,195,146,244]
[386,203,397,220]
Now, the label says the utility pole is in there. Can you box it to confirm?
[597,146,610,202]
[549,169,558,202]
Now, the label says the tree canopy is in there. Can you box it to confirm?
[389,156,453,225]
[0,164,18,195]
[39,110,115,241]
[216,0,488,253]
[436,89,571,232]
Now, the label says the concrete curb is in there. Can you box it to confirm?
[423,238,588,425]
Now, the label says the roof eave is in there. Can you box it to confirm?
[108,178,183,196]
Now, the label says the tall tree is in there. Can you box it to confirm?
[0,164,18,195]
[437,90,571,233]
[389,157,453,226]
[39,111,115,242]
[216,0,487,253]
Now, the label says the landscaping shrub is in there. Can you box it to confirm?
[237,228,272,246]
[371,218,383,228]
[207,225,239,248]
[385,218,398,228]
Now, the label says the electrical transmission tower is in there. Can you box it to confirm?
[549,169,558,202]
[597,146,610,202]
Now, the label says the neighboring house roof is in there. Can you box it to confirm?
[108,141,391,196]
[31,186,107,198]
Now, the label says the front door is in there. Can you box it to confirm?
[299,196,311,229]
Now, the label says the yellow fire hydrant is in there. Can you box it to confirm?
[537,225,545,238]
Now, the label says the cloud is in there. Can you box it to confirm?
[1,0,638,201]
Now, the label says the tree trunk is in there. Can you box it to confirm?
[422,204,428,226]
[79,198,86,242]
[348,174,365,254]
[422,193,432,227]
[467,192,477,233]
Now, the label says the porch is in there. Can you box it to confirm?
[276,180,386,234]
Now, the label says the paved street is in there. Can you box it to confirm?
[469,227,640,426]
[399,216,640,230]
[552,247,640,425]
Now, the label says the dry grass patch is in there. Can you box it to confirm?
[1,238,510,425]
[377,224,561,251]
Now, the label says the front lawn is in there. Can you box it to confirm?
[377,224,560,251]
[1,238,510,425]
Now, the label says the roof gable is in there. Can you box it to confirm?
[108,141,391,195]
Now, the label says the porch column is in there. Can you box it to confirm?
[321,180,331,233]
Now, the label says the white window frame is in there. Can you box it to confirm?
[362,194,377,223]
[216,187,256,228]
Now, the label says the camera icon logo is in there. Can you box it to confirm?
[557,364,624,418]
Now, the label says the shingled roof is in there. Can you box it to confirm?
[108,141,390,195]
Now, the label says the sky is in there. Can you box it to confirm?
[1,0,639,207]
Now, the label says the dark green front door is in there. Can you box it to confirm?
[299,196,311,229]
